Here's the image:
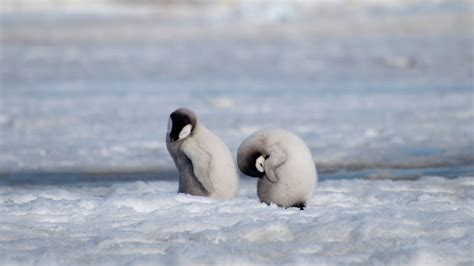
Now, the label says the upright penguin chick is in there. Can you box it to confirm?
[166,108,239,199]
[237,129,317,209]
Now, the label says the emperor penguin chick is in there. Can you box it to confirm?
[166,108,239,198]
[237,129,317,209]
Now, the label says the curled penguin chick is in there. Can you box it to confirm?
[237,129,317,209]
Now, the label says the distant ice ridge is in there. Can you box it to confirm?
[1,176,473,265]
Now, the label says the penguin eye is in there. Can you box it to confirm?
[178,124,193,140]
[167,117,173,134]
[255,155,265,173]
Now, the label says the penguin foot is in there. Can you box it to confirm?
[291,202,306,210]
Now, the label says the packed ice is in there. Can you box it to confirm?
[1,177,473,265]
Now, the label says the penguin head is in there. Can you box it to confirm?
[238,152,267,178]
[168,108,197,143]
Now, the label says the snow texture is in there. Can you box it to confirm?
[1,177,473,265]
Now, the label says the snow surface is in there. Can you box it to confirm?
[1,177,473,265]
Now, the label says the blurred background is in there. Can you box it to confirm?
[0,0,473,182]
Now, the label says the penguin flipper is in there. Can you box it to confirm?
[181,141,216,194]
[264,143,287,183]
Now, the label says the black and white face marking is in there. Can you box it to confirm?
[168,109,197,142]
[241,152,266,178]
[255,155,265,173]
